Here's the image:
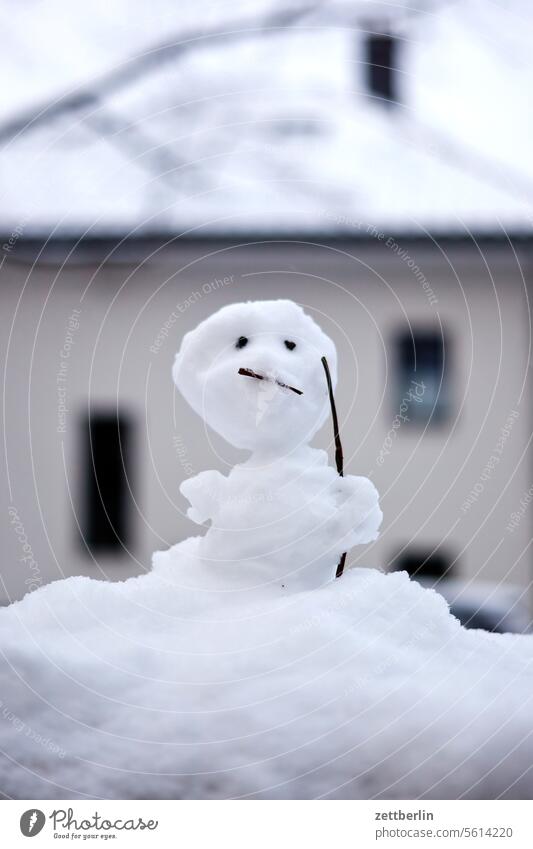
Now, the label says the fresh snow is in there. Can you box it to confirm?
[1,559,533,799]
[0,1,532,235]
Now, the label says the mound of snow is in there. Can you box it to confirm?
[0,540,532,800]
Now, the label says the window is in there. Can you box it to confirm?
[82,411,133,552]
[364,33,401,104]
[394,548,452,583]
[395,329,450,425]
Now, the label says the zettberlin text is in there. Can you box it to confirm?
[375,809,434,821]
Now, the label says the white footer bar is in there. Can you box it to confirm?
[1,799,531,848]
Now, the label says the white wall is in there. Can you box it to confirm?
[1,240,531,604]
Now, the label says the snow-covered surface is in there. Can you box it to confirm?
[1,556,533,799]
[0,0,532,236]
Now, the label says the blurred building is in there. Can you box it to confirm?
[1,2,532,608]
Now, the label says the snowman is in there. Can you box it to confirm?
[172,299,382,592]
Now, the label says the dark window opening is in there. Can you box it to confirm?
[450,604,508,634]
[395,329,450,425]
[394,548,453,584]
[364,33,401,104]
[82,411,133,552]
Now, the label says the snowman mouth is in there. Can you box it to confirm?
[238,367,303,396]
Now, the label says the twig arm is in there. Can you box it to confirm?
[321,356,347,579]
[321,356,343,477]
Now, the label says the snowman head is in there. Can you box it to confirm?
[173,300,337,452]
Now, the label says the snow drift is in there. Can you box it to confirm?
[0,543,532,800]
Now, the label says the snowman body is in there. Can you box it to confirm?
[173,300,382,592]
[181,445,381,590]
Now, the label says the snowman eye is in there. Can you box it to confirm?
[236,336,248,349]
[284,340,296,351]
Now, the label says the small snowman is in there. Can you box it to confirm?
[173,299,382,592]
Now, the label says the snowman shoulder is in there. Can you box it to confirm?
[309,448,330,467]
[292,447,340,489]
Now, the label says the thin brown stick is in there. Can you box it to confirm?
[321,356,347,579]
[238,367,303,396]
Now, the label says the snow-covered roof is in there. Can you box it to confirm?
[1,0,532,238]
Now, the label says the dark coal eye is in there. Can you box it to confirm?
[236,336,248,349]
[284,340,296,351]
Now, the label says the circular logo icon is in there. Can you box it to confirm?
[20,809,46,837]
